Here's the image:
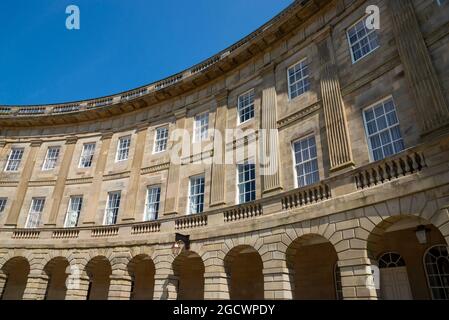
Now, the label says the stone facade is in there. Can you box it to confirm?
[0,0,449,300]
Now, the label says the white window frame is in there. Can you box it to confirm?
[193,112,209,143]
[362,96,405,162]
[237,89,255,125]
[287,58,310,101]
[104,191,121,225]
[25,197,45,229]
[144,186,161,221]
[346,15,380,64]
[292,135,320,188]
[78,143,96,168]
[153,127,169,154]
[4,148,24,172]
[188,175,205,215]
[0,198,7,215]
[42,146,60,171]
[115,136,131,162]
[64,196,83,228]
[236,161,256,204]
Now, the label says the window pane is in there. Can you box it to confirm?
[238,90,255,123]
[348,18,379,62]
[363,98,405,161]
[189,176,205,214]
[293,136,320,188]
[238,163,256,204]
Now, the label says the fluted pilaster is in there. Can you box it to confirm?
[210,90,228,207]
[388,0,449,134]
[316,31,354,171]
[260,63,282,194]
[82,132,113,225]
[121,125,148,222]
[46,136,78,226]
[5,140,42,227]
[164,109,186,216]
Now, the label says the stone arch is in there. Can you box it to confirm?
[1,256,30,300]
[172,250,205,300]
[364,213,448,300]
[286,234,339,300]
[85,255,112,300]
[127,254,155,300]
[42,257,70,300]
[224,245,264,300]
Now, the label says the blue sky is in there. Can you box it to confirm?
[0,0,292,106]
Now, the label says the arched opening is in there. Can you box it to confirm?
[367,215,448,300]
[424,245,449,300]
[43,257,70,300]
[224,245,263,300]
[1,257,30,300]
[286,234,338,300]
[85,256,111,300]
[377,252,412,300]
[128,255,155,300]
[173,251,205,300]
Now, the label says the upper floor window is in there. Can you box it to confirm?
[347,17,379,63]
[64,196,83,228]
[4,148,24,172]
[0,198,7,215]
[79,143,96,168]
[116,136,131,162]
[287,59,310,100]
[237,90,255,124]
[237,162,256,204]
[42,146,60,171]
[25,197,45,229]
[363,97,405,162]
[104,191,121,225]
[154,127,169,153]
[293,136,320,188]
[194,113,209,142]
[188,175,205,214]
[145,186,161,221]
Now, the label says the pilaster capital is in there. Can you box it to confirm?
[135,122,149,133]
[311,25,332,45]
[65,136,78,145]
[173,107,187,120]
[30,140,43,147]
[214,89,229,105]
[101,131,114,141]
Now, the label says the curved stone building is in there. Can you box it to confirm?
[1,0,449,300]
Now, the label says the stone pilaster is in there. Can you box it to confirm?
[388,0,449,135]
[263,258,293,300]
[65,274,90,300]
[5,140,42,227]
[108,272,133,300]
[204,263,230,300]
[22,271,49,300]
[0,270,7,299]
[260,63,282,195]
[164,109,186,216]
[338,252,378,300]
[45,136,78,226]
[121,125,148,223]
[315,30,354,172]
[210,90,228,207]
[82,132,113,225]
[153,273,178,300]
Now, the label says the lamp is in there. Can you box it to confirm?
[171,233,190,256]
[415,225,430,245]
